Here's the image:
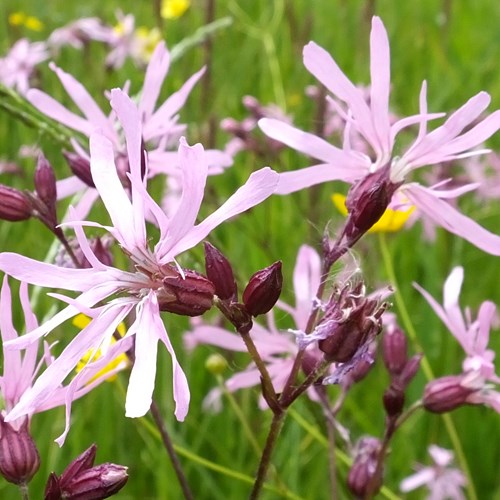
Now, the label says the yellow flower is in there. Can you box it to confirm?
[8,12,44,31]
[161,0,191,19]
[135,27,162,62]
[332,193,415,233]
[73,314,128,384]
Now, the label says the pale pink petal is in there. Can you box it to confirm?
[161,167,278,262]
[0,278,22,402]
[144,67,206,141]
[275,163,360,195]
[27,89,94,136]
[431,110,500,159]
[404,92,491,167]
[148,293,190,420]
[293,245,321,329]
[400,468,436,492]
[0,253,109,291]
[89,133,136,248]
[50,64,118,142]
[475,301,497,353]
[5,285,121,351]
[185,326,246,352]
[443,267,463,310]
[405,184,500,255]
[5,304,132,422]
[413,281,468,351]
[125,296,160,418]
[139,41,170,119]
[155,139,208,260]
[56,176,87,200]
[369,16,391,156]
[259,118,366,167]
[110,90,147,247]
[303,42,377,148]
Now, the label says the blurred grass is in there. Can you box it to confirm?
[1,0,500,498]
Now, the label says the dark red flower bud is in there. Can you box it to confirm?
[59,463,128,500]
[204,242,237,300]
[343,164,401,244]
[59,444,97,488]
[44,444,127,500]
[63,151,95,188]
[44,472,62,500]
[0,185,32,222]
[382,326,408,376]
[35,154,57,210]
[423,375,478,413]
[383,386,405,418]
[242,261,282,316]
[0,417,40,485]
[399,353,422,387]
[347,437,382,498]
[158,266,215,316]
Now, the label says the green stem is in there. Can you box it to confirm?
[377,233,478,500]
[249,411,286,500]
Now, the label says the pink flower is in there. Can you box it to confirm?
[400,445,466,500]
[0,39,48,95]
[0,90,278,438]
[0,277,127,438]
[27,41,231,216]
[259,16,500,255]
[415,267,500,412]
[48,17,114,53]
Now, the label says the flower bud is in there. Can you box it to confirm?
[423,375,477,413]
[347,437,382,497]
[318,302,381,363]
[383,386,405,418]
[44,444,128,500]
[205,353,228,376]
[0,417,40,485]
[159,266,215,317]
[204,242,237,300]
[0,185,32,222]
[44,472,62,500]
[399,353,422,387]
[382,326,408,376]
[344,164,401,244]
[34,154,57,210]
[242,261,282,316]
[59,444,97,488]
[63,151,95,188]
[59,463,128,499]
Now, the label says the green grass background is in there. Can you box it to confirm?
[1,0,500,498]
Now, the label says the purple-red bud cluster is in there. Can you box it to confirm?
[316,282,386,363]
[44,444,128,500]
[204,242,283,332]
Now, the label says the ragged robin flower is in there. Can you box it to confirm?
[0,90,278,443]
[260,16,500,255]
